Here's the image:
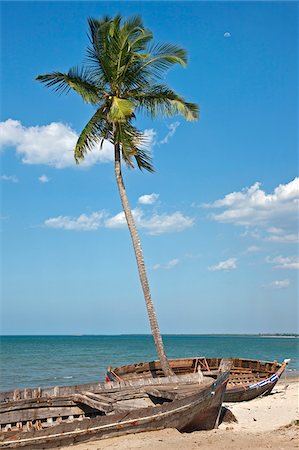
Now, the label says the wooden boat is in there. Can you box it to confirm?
[106,357,290,402]
[0,364,230,449]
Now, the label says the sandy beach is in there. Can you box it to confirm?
[58,376,298,450]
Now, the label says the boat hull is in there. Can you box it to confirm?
[0,372,229,449]
[107,357,289,403]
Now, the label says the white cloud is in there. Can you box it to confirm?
[1,174,18,183]
[104,209,143,229]
[265,227,298,244]
[138,193,159,205]
[266,280,290,289]
[246,245,260,253]
[165,258,179,269]
[106,209,194,235]
[38,174,50,183]
[153,258,179,270]
[266,256,299,270]
[208,257,237,272]
[0,119,153,169]
[45,209,194,235]
[267,227,282,234]
[44,211,106,231]
[241,229,261,239]
[266,233,298,244]
[204,178,298,229]
[140,211,194,235]
[159,122,180,145]
[142,128,157,149]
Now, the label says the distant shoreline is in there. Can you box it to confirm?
[1,333,298,337]
[257,335,298,339]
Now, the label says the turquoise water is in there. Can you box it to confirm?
[1,335,298,391]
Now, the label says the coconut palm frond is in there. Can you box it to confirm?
[169,98,199,121]
[74,108,108,162]
[115,122,154,172]
[86,16,116,84]
[141,43,188,80]
[134,147,154,173]
[119,44,187,91]
[36,67,101,104]
[130,84,199,121]
[129,29,153,52]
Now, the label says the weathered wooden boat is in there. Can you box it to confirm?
[106,357,290,402]
[0,364,230,449]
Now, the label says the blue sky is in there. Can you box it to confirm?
[1,1,298,335]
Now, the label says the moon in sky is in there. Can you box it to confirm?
[224,32,231,38]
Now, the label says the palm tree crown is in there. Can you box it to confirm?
[36,14,198,171]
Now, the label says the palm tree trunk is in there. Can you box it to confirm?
[114,142,174,377]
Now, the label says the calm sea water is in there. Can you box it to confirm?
[1,335,298,391]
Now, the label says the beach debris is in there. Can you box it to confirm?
[220,406,238,424]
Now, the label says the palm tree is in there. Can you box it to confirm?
[36,15,198,376]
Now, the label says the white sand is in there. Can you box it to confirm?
[59,377,299,450]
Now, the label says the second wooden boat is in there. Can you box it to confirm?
[106,357,289,402]
[0,364,230,449]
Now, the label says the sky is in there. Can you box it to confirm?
[1,1,298,335]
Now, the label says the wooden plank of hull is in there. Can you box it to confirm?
[0,373,229,449]
[0,373,202,404]
[224,376,279,402]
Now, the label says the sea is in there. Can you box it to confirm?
[1,335,298,392]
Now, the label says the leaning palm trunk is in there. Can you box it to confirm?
[114,143,174,376]
[36,14,198,379]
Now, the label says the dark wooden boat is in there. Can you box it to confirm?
[0,365,230,449]
[106,357,289,402]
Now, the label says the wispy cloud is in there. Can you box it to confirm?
[241,229,261,239]
[38,174,50,183]
[266,255,299,270]
[208,257,237,272]
[153,258,179,270]
[44,209,194,235]
[246,245,260,253]
[265,227,298,244]
[44,212,106,231]
[203,179,298,242]
[159,122,180,145]
[264,280,290,289]
[143,128,157,148]
[0,174,18,183]
[138,193,159,205]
